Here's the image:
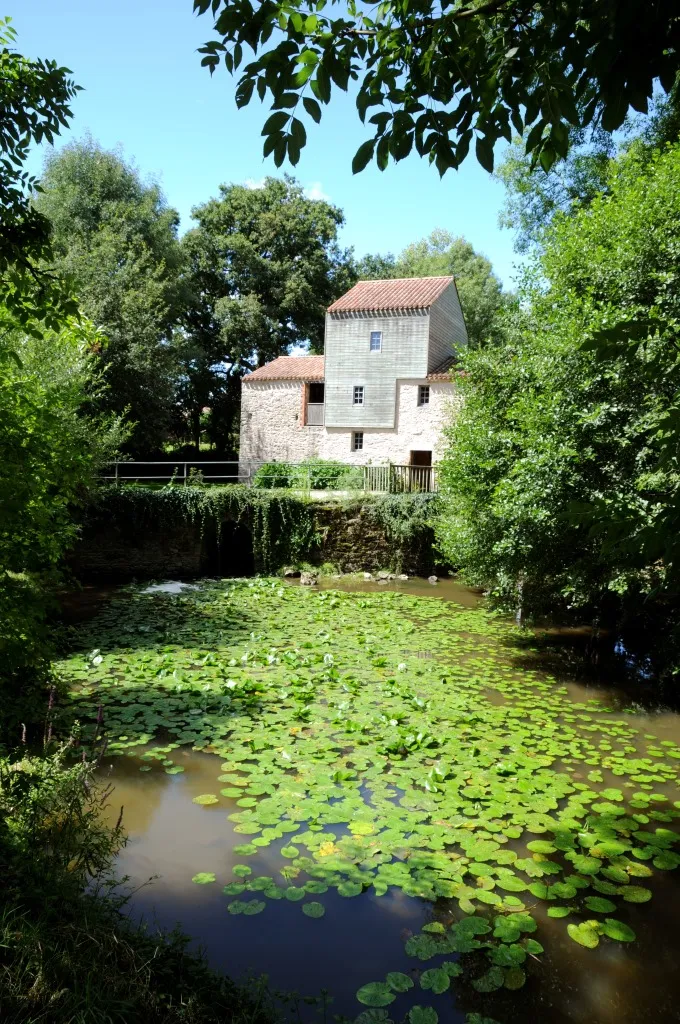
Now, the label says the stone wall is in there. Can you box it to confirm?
[69,494,439,582]
[239,377,459,469]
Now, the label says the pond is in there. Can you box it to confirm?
[57,577,680,1024]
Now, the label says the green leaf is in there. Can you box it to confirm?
[567,922,600,949]
[192,794,219,806]
[352,139,376,175]
[584,896,616,914]
[420,968,450,994]
[302,901,325,918]
[386,972,413,992]
[191,872,216,884]
[356,983,396,1007]
[303,96,322,123]
[409,1008,438,1024]
[600,918,636,942]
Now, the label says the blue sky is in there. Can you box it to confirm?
[13,0,520,287]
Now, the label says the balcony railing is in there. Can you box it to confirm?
[306,403,325,425]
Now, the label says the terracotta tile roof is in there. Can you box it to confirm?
[427,356,459,382]
[243,355,325,382]
[328,276,455,314]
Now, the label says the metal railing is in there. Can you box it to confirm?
[306,403,325,426]
[100,461,248,485]
[100,460,438,493]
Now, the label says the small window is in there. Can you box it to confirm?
[369,331,382,352]
[418,385,430,406]
[308,382,325,403]
[352,431,364,451]
[353,385,364,405]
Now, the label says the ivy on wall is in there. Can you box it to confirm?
[85,485,319,572]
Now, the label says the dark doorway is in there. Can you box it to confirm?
[410,450,432,467]
[308,382,325,403]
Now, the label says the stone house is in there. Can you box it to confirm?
[238,276,467,479]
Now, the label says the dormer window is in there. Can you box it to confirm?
[369,331,382,352]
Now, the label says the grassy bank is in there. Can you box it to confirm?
[0,745,281,1024]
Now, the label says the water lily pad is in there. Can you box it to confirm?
[622,885,652,903]
[409,1007,438,1024]
[547,906,571,918]
[302,901,325,918]
[192,794,219,806]
[386,972,413,992]
[567,922,600,948]
[420,968,450,994]
[601,918,636,942]
[191,872,216,885]
[584,896,616,913]
[503,967,526,990]
[472,967,504,993]
[243,899,266,915]
[356,983,396,1007]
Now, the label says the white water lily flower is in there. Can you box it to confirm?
[323,654,334,666]
[225,679,237,689]
[397,662,407,672]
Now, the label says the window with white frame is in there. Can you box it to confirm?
[353,385,364,405]
[352,431,364,451]
[418,385,430,406]
[369,330,382,352]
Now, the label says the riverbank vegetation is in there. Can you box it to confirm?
[437,127,680,681]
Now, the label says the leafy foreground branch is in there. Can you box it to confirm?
[0,746,281,1024]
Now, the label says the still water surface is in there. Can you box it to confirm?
[79,577,680,1024]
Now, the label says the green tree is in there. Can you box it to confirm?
[180,175,355,450]
[436,141,680,672]
[0,17,79,330]
[355,231,507,346]
[496,89,680,252]
[496,129,615,253]
[33,139,184,454]
[196,0,680,175]
[0,311,126,730]
[355,252,398,280]
[395,230,507,346]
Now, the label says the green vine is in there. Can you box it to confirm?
[85,485,318,573]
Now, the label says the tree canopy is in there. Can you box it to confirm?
[179,175,355,448]
[195,0,680,176]
[33,139,185,454]
[436,140,680,673]
[0,17,79,330]
[357,230,507,346]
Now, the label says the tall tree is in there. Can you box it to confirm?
[0,17,78,330]
[496,89,680,252]
[33,139,184,454]
[180,175,355,450]
[356,231,507,347]
[436,141,680,672]
[395,230,507,346]
[196,0,680,176]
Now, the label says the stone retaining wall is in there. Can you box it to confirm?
[69,494,439,581]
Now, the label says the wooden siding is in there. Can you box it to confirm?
[427,280,468,371]
[324,310,429,428]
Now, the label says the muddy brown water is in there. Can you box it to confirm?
[89,577,680,1024]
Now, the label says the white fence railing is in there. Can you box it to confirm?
[100,461,438,493]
